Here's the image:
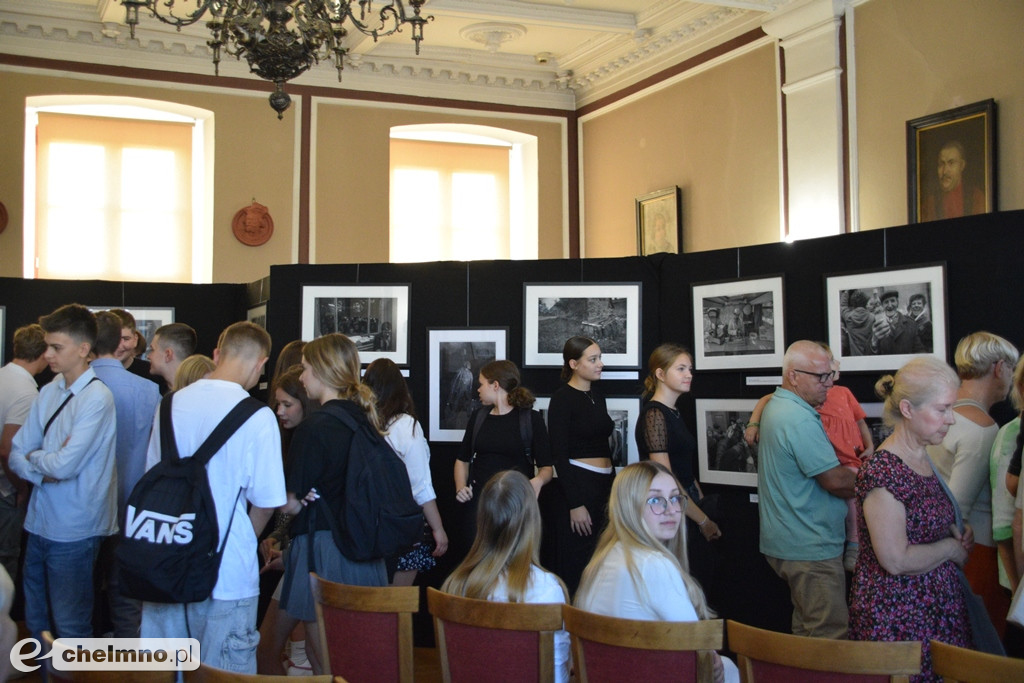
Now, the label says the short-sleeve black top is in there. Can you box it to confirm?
[458,407,552,490]
[286,399,359,535]
[635,400,697,488]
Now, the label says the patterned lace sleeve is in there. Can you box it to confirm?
[642,407,670,453]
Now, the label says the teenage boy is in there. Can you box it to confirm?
[141,322,285,673]
[10,304,118,639]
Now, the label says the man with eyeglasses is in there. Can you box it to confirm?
[757,341,856,639]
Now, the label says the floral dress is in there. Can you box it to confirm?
[848,449,972,682]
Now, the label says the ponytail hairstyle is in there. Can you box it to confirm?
[875,355,959,428]
[642,343,692,400]
[442,471,566,603]
[575,461,714,620]
[363,358,419,433]
[480,359,535,409]
[561,336,598,382]
[302,333,383,432]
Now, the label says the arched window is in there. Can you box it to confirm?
[389,124,538,262]
[24,96,213,283]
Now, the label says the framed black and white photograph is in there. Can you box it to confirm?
[692,276,784,370]
[825,264,946,373]
[696,399,759,488]
[247,304,267,330]
[428,327,508,442]
[523,283,641,368]
[636,186,682,255]
[907,99,996,224]
[87,306,175,357]
[534,396,640,470]
[301,284,410,365]
[861,402,894,450]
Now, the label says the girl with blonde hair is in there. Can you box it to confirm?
[275,333,387,674]
[575,461,738,683]
[172,354,215,390]
[443,470,569,683]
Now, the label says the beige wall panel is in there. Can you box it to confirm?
[0,70,297,283]
[312,102,566,264]
[855,0,1024,231]
[582,45,780,257]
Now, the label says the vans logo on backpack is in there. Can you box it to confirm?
[124,506,195,544]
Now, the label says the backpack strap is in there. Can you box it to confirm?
[159,392,179,463]
[519,408,533,465]
[44,376,101,437]
[159,393,265,466]
[469,406,489,455]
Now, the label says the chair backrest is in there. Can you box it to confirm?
[726,620,922,683]
[929,639,1024,683]
[310,572,419,683]
[562,604,723,683]
[426,586,563,683]
[183,663,338,682]
[42,631,177,683]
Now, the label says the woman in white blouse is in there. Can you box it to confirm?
[575,461,738,683]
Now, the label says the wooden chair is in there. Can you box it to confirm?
[929,639,1024,683]
[310,572,419,682]
[184,663,338,681]
[426,586,564,683]
[726,620,921,682]
[562,604,724,683]
[41,631,176,683]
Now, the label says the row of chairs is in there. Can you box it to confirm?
[44,572,1024,682]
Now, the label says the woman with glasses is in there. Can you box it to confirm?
[546,336,615,596]
[637,343,722,544]
[744,343,874,571]
[575,461,738,683]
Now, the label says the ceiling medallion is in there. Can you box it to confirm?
[120,0,433,118]
[459,22,527,54]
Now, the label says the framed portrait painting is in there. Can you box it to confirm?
[301,284,410,365]
[696,399,759,488]
[907,99,996,223]
[825,264,946,373]
[523,283,641,369]
[428,327,508,442]
[692,276,784,370]
[636,186,682,255]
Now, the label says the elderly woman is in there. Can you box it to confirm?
[848,356,972,681]
[926,331,1018,636]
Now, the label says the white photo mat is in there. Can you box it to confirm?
[696,398,759,488]
[692,276,784,371]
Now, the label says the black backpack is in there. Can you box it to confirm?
[116,392,264,603]
[315,402,424,562]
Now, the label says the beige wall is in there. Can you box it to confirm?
[312,101,566,264]
[854,0,1024,230]
[0,71,297,284]
[581,44,781,256]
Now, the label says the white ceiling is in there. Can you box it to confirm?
[0,0,788,109]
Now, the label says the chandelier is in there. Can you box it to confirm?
[121,1,433,118]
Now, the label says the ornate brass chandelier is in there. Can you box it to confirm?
[121,1,433,118]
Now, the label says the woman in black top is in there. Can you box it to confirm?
[636,343,721,542]
[454,360,552,549]
[547,336,615,595]
[276,333,387,674]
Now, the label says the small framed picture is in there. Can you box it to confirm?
[692,276,784,370]
[907,99,996,223]
[87,306,175,357]
[636,186,682,255]
[696,399,759,488]
[825,263,946,373]
[534,396,640,470]
[523,283,642,369]
[427,327,508,442]
[246,304,267,329]
[301,284,410,365]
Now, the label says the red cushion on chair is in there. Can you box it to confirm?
[443,621,543,681]
[320,606,400,680]
[578,640,699,682]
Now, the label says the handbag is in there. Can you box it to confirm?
[929,460,1006,655]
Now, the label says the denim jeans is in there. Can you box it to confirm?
[23,533,103,639]
[142,596,259,673]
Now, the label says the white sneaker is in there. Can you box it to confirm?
[286,656,313,676]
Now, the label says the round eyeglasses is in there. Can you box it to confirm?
[646,494,687,515]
